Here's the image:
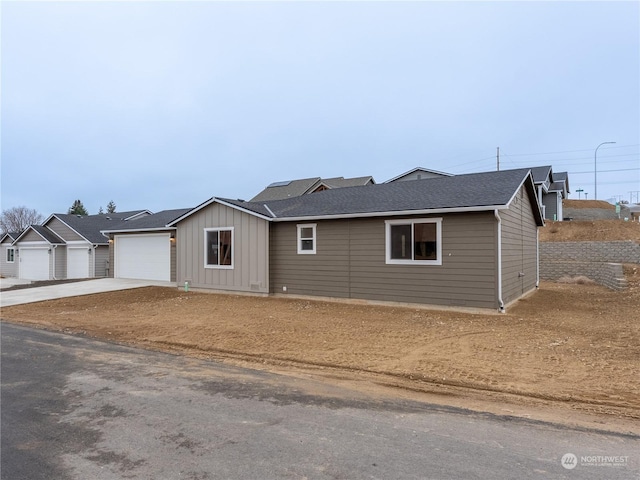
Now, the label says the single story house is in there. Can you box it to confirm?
[530,166,570,221]
[251,176,375,202]
[0,232,20,278]
[7,210,150,280]
[168,168,543,311]
[101,208,191,282]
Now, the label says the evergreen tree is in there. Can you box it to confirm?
[106,200,116,214]
[68,199,89,216]
[98,206,104,214]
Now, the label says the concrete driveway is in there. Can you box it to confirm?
[0,278,175,307]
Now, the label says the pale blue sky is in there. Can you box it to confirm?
[2,1,639,215]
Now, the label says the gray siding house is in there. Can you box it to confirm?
[170,168,543,311]
[101,209,191,282]
[530,166,570,221]
[0,232,19,278]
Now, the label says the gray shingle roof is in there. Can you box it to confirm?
[30,225,65,244]
[530,166,552,184]
[101,208,192,232]
[221,168,540,223]
[52,210,150,244]
[250,175,375,202]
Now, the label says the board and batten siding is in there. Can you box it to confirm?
[500,185,539,306]
[270,212,499,309]
[176,203,269,293]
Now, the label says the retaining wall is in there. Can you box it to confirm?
[540,241,640,290]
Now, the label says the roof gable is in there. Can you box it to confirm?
[13,225,65,245]
[385,167,453,183]
[44,210,151,244]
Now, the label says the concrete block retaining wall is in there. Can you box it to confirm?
[540,241,639,290]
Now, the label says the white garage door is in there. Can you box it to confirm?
[115,234,170,281]
[67,247,90,279]
[19,248,50,280]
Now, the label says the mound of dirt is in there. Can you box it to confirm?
[540,219,640,242]
[563,199,615,210]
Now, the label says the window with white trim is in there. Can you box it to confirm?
[297,224,316,254]
[385,218,442,265]
[6,247,15,263]
[204,228,233,268]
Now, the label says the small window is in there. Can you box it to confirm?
[297,224,316,254]
[6,248,15,263]
[385,218,442,265]
[204,228,233,269]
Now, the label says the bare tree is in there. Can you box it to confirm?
[0,206,44,234]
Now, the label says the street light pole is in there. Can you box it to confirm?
[594,141,616,200]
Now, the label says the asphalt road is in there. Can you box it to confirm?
[1,322,638,480]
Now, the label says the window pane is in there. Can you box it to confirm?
[301,239,314,251]
[219,230,232,265]
[414,223,437,260]
[390,224,412,260]
[300,227,313,239]
[206,231,219,266]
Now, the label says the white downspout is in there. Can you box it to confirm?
[536,228,540,288]
[494,210,505,313]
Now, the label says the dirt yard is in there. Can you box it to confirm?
[3,265,639,433]
[539,219,640,242]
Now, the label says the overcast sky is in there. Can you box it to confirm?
[2,1,639,216]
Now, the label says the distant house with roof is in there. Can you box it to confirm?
[384,167,453,183]
[168,168,543,312]
[1,232,21,278]
[530,166,570,221]
[250,176,375,202]
[7,210,150,280]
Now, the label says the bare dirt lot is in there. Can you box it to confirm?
[3,265,639,434]
[539,219,640,242]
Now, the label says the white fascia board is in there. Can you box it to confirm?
[505,172,545,226]
[12,227,57,245]
[101,227,176,235]
[272,204,508,223]
[167,198,273,226]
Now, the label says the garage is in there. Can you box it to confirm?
[67,247,90,279]
[115,233,170,281]
[19,248,50,280]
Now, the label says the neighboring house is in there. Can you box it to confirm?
[530,166,570,221]
[11,225,66,280]
[8,210,150,280]
[169,168,543,311]
[101,209,191,282]
[0,232,20,278]
[250,176,375,202]
[385,167,453,183]
[41,210,151,279]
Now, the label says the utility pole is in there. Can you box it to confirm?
[497,147,500,171]
[630,191,640,204]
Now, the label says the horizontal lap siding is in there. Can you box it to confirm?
[95,245,109,277]
[270,213,498,309]
[270,221,349,298]
[46,218,83,241]
[350,214,497,308]
[501,186,539,305]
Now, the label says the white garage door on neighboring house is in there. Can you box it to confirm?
[19,248,50,280]
[67,247,90,279]
[115,233,170,282]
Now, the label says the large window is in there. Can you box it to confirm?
[6,248,15,263]
[385,218,442,265]
[297,224,316,254]
[204,228,233,268]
